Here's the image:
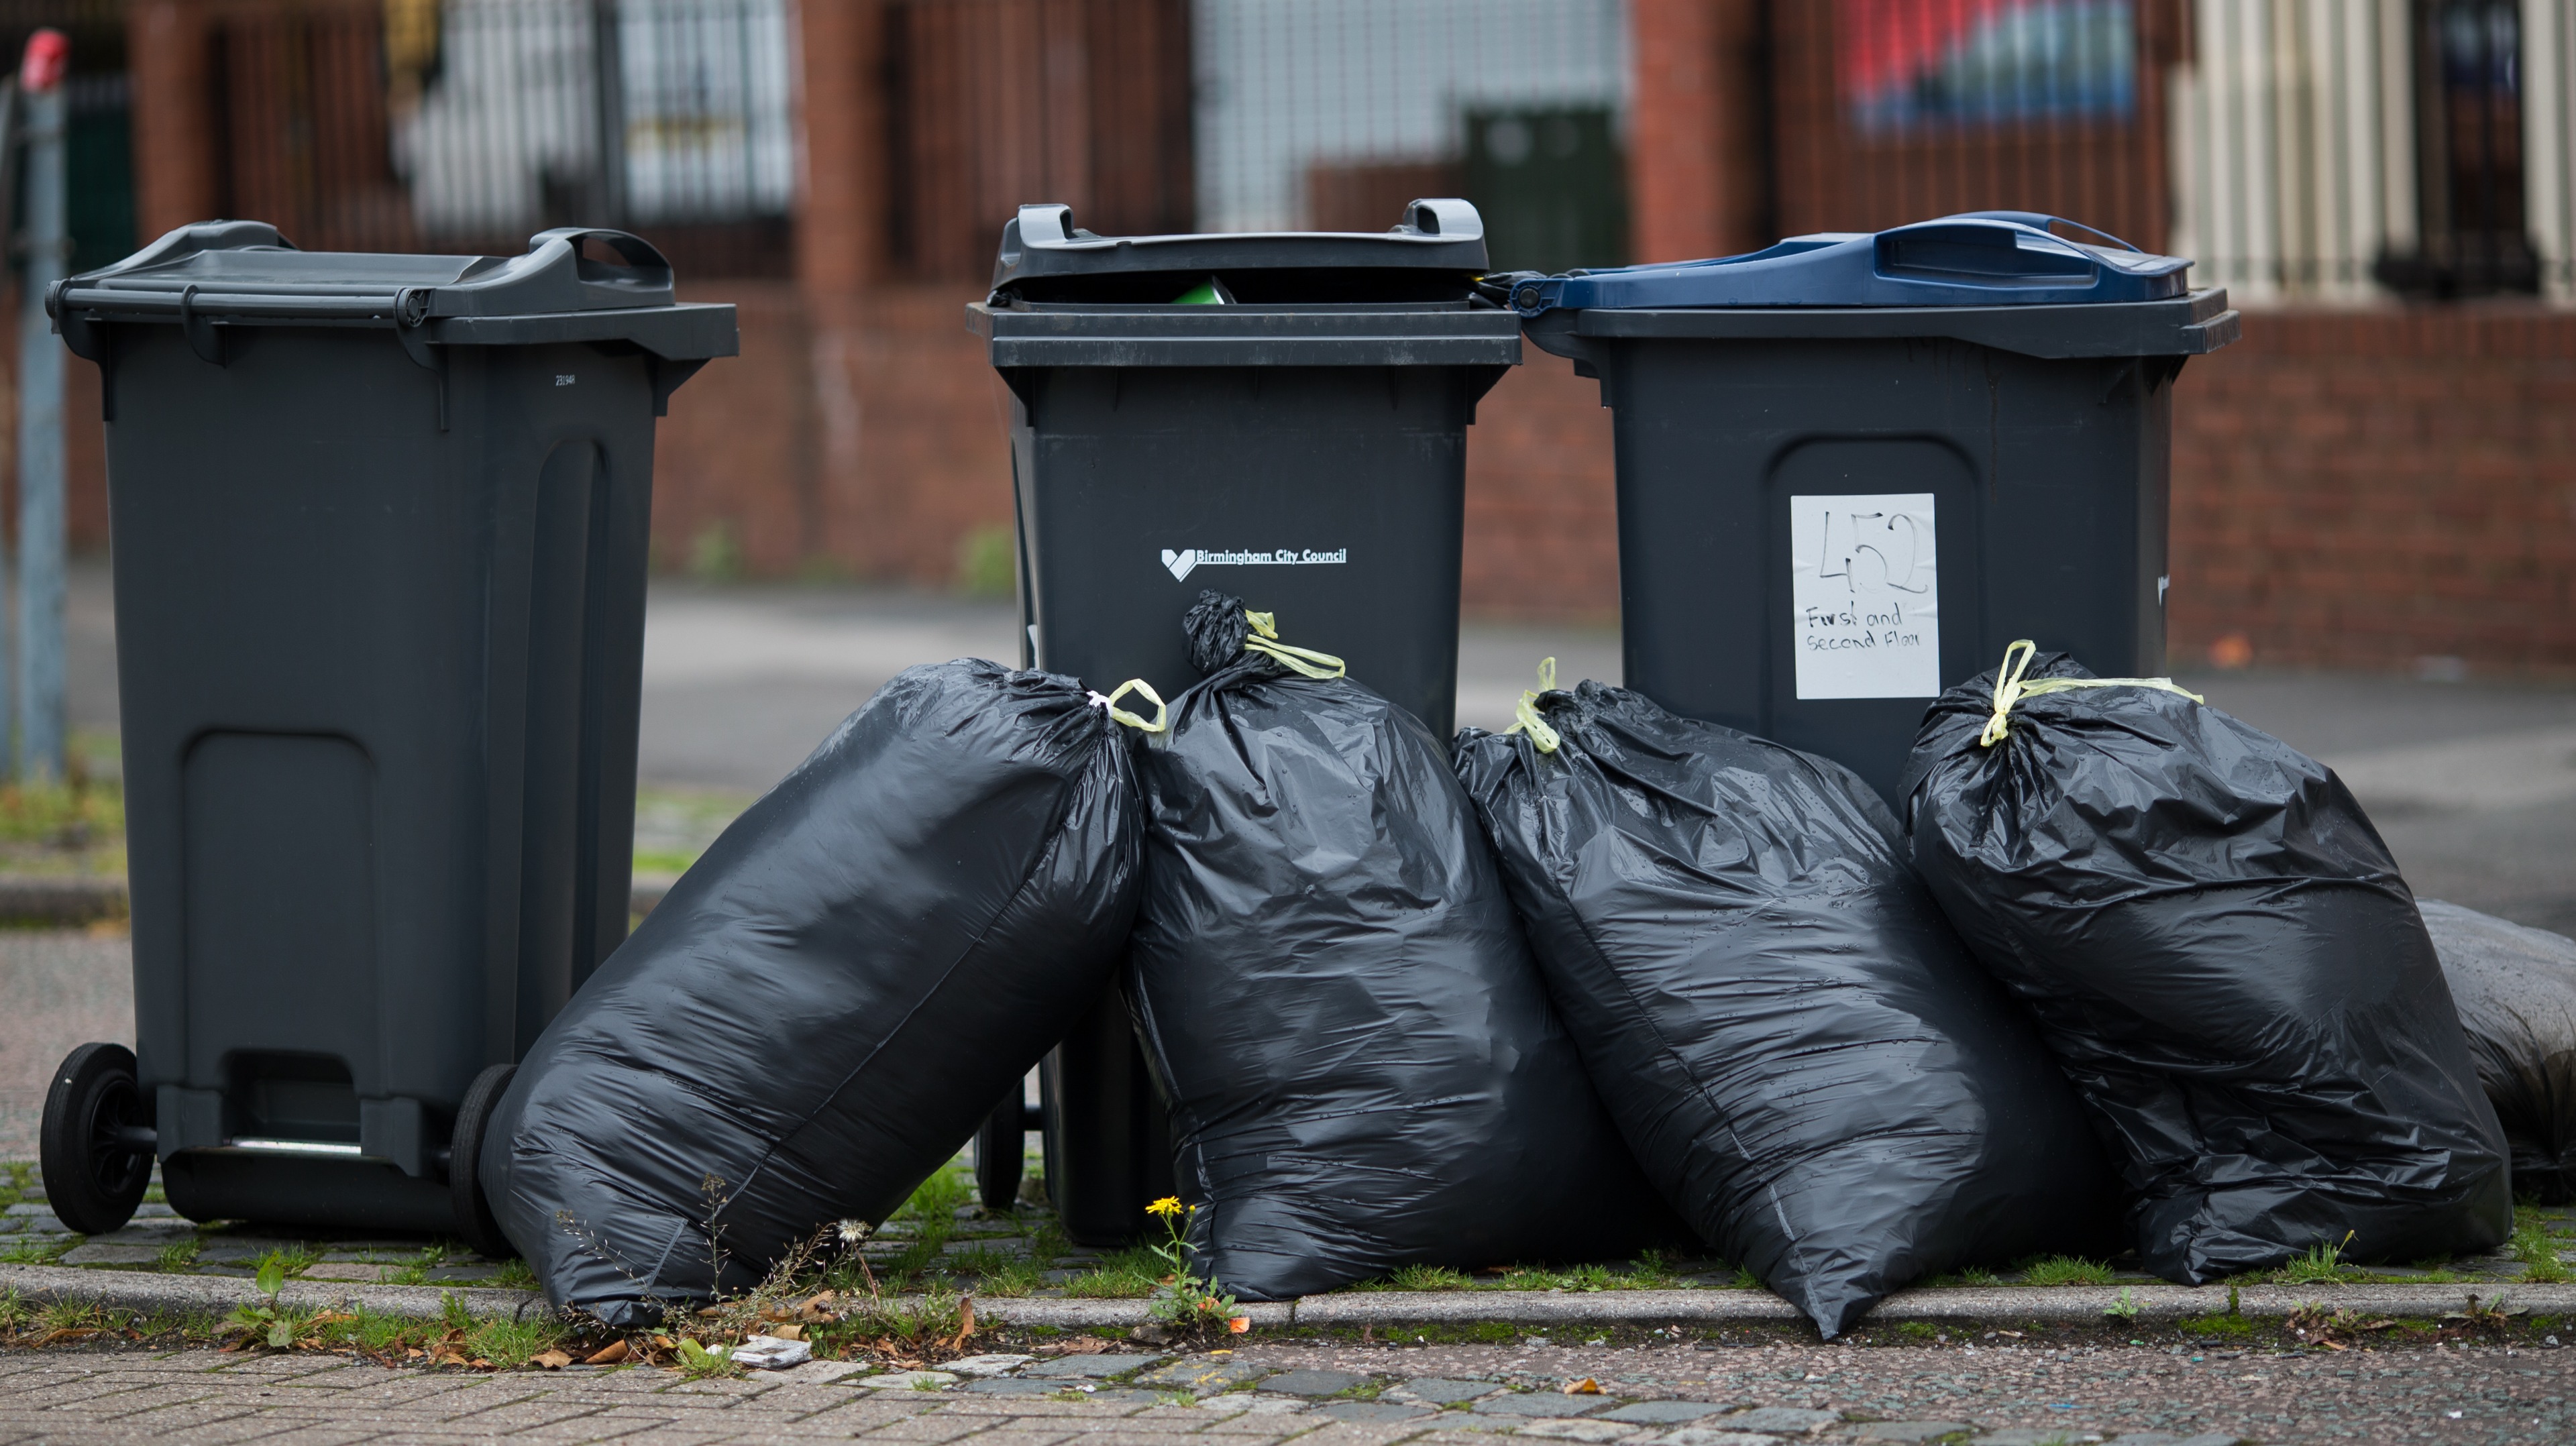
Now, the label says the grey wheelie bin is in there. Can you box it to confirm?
[1510,212,2238,804]
[38,221,735,1252]
[967,199,1521,1243]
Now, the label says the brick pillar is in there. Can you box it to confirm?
[798,0,887,298]
[126,0,217,240]
[1629,0,1775,263]
[794,0,894,573]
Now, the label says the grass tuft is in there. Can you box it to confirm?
[1059,1246,1161,1299]
[2268,1233,2363,1286]
[2510,1205,2575,1285]
[2018,1256,2117,1287]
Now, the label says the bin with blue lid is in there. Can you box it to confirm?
[1509,212,2239,804]
[969,198,1521,1245]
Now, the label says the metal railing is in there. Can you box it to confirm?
[2170,0,2576,304]
[210,0,793,277]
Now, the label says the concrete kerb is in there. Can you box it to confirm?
[0,873,672,926]
[11,1264,2571,1334]
[991,1282,2576,1329]
[0,1262,551,1324]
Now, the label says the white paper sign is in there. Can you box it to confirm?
[1790,493,1941,700]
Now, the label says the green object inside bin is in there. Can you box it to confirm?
[1172,278,1226,305]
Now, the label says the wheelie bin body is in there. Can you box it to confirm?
[967,199,1519,1243]
[42,221,734,1241]
[1510,213,2238,804]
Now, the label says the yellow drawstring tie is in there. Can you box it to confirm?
[1979,639,2204,747]
[1241,609,1346,680]
[1503,657,1562,753]
[1089,677,1168,733]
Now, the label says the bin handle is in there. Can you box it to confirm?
[532,227,673,274]
[1951,211,2146,256]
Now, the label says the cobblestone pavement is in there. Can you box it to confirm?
[4,1332,2573,1444]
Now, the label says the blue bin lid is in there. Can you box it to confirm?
[1509,212,2191,315]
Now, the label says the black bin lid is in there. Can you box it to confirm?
[989,199,1491,305]
[50,220,738,363]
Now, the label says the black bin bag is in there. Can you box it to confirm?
[1903,644,2510,1283]
[1125,592,1670,1300]
[2422,900,2576,1205]
[484,660,1142,1324]
[1454,676,2123,1337]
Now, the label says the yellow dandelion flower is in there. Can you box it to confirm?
[1146,1195,1184,1219]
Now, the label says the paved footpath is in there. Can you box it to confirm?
[5,1333,2573,1445]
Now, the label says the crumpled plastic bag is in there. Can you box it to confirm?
[1456,676,2123,1337]
[1123,592,1673,1300]
[1902,645,2510,1283]
[484,660,1142,1325]
[2422,899,2576,1205]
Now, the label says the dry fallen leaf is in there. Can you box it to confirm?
[585,1339,633,1366]
[766,1324,804,1341]
[695,1306,727,1318]
[1562,1378,1603,1395]
[531,1349,574,1370]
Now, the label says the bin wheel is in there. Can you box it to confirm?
[41,1043,154,1236]
[973,1088,1026,1211]
[448,1063,517,1260]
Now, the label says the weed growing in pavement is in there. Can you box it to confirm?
[1897,1321,1939,1339]
[1142,1197,1244,1336]
[696,1173,735,1300]
[494,1258,541,1292]
[1024,1214,1073,1270]
[2019,1256,2118,1287]
[1924,1265,2004,1288]
[1625,1249,1687,1288]
[2509,1206,2574,1284]
[981,1259,1046,1297]
[2104,1287,2141,1321]
[0,1237,71,1266]
[2269,1232,2362,1286]
[153,1237,203,1272]
[380,1243,447,1288]
[817,1286,972,1360]
[1362,1263,1476,1291]
[1728,1264,1764,1290]
[1059,1245,1162,1298]
[674,1337,744,1380]
[224,1257,309,1350]
[0,1162,34,1209]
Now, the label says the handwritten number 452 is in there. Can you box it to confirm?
[1818,510,1931,596]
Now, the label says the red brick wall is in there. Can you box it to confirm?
[1462,361,1619,620]
[2167,307,2576,676]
